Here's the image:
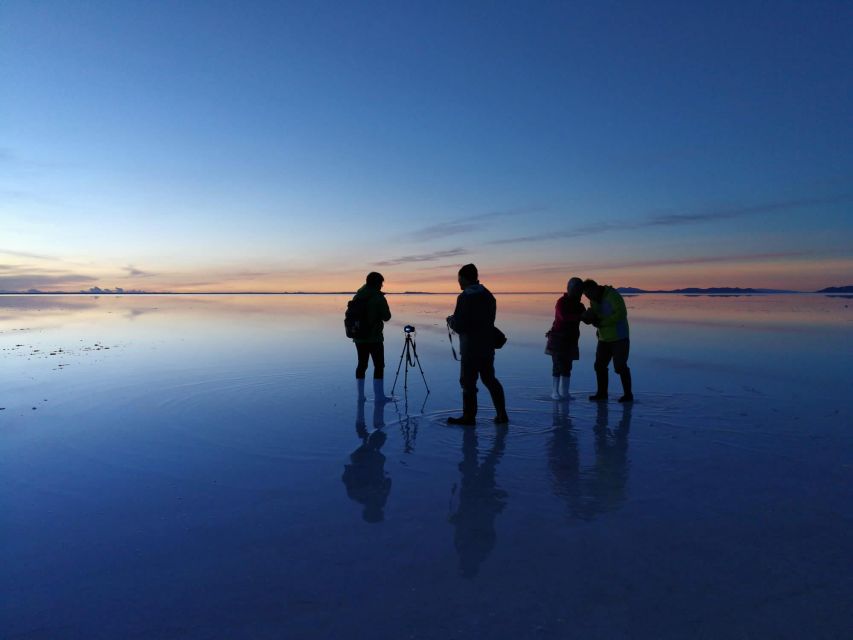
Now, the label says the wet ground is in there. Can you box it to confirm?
[2,293,852,638]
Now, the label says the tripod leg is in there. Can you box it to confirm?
[391,340,407,395]
[413,352,430,394]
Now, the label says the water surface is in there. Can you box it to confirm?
[2,294,852,638]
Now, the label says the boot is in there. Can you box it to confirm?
[490,382,509,424]
[618,369,633,403]
[589,368,608,401]
[372,378,389,403]
[448,391,477,426]
[558,375,570,399]
[357,378,366,401]
[550,376,561,400]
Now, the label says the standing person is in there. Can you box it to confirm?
[546,277,586,399]
[582,279,633,403]
[350,272,392,401]
[446,264,509,425]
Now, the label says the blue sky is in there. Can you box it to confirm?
[1,1,851,291]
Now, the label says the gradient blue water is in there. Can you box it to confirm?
[2,294,852,639]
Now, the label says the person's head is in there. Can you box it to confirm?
[365,271,384,290]
[567,277,584,298]
[457,263,478,290]
[582,278,603,301]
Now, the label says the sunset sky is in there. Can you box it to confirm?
[1,1,851,293]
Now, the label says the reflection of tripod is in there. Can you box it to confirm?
[391,326,430,397]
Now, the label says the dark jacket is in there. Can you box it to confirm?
[546,294,585,357]
[448,284,496,358]
[352,285,392,344]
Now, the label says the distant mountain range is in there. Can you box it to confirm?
[1,285,851,295]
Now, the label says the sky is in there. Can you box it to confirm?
[1,1,851,293]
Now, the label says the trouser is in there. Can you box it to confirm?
[551,353,574,377]
[459,353,506,418]
[594,338,631,394]
[355,342,385,379]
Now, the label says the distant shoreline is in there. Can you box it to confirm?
[1,289,850,296]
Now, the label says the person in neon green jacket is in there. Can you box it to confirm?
[582,279,633,403]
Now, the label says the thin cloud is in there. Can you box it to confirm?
[0,273,98,291]
[125,265,154,277]
[0,248,57,260]
[489,195,852,245]
[375,247,468,267]
[401,206,545,242]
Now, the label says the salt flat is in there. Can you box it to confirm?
[1,293,851,639]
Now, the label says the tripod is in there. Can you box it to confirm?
[391,328,430,397]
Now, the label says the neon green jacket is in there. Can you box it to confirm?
[590,286,629,342]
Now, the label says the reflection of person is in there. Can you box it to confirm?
[448,427,508,578]
[548,402,632,521]
[342,429,391,523]
[446,264,509,425]
[352,272,392,402]
[582,279,633,402]
[546,277,586,399]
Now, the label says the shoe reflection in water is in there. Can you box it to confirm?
[448,427,508,578]
[548,402,632,521]
[343,398,392,523]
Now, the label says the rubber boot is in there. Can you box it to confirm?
[550,376,561,400]
[618,369,633,403]
[589,368,608,401]
[357,378,366,401]
[372,378,389,403]
[490,383,509,425]
[558,375,570,399]
[448,391,477,426]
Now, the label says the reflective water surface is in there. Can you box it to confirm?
[2,294,852,638]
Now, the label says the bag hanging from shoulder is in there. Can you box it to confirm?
[492,326,507,349]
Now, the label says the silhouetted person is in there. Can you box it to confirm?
[582,279,633,402]
[448,427,508,578]
[446,264,509,425]
[546,277,586,399]
[342,429,391,523]
[351,272,392,402]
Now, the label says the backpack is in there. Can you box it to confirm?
[345,295,371,339]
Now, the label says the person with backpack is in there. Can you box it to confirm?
[545,277,586,400]
[582,279,633,403]
[446,264,509,426]
[347,272,392,401]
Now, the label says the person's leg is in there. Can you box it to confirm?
[558,359,573,398]
[448,359,478,425]
[355,343,369,399]
[550,354,562,399]
[590,341,612,401]
[479,355,508,423]
[369,342,388,401]
[612,339,633,402]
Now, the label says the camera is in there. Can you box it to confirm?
[404,324,416,334]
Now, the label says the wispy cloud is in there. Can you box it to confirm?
[0,248,57,260]
[488,195,851,246]
[0,273,98,292]
[400,206,545,242]
[375,247,468,267]
[124,265,154,277]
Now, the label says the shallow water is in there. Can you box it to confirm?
[2,293,852,639]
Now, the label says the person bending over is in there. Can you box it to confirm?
[582,279,633,403]
[546,277,586,399]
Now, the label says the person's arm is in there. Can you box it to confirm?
[447,295,468,333]
[597,291,626,328]
[562,300,584,323]
[379,293,391,322]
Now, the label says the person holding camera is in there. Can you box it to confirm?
[349,271,392,401]
[446,264,509,425]
[581,279,633,403]
[546,277,586,399]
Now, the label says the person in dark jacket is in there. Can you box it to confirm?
[446,264,509,425]
[352,272,392,401]
[546,277,586,399]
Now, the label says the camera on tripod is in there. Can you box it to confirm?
[392,323,429,397]
[404,324,416,334]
